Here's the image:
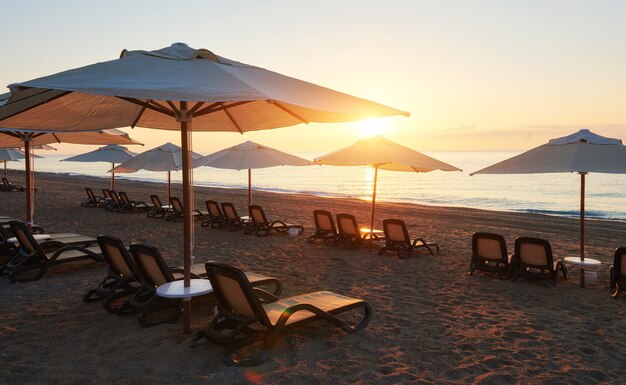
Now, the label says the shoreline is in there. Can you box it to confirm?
[2,170,626,384]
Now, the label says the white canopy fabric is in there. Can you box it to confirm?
[470,129,626,175]
[0,43,409,132]
[0,42,409,333]
[315,135,461,232]
[200,140,311,206]
[61,144,139,190]
[200,140,310,170]
[111,142,203,173]
[314,135,461,172]
[0,148,29,161]
[471,129,626,288]
[0,128,142,147]
[62,144,137,164]
[110,142,203,202]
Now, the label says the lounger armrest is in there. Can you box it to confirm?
[253,287,280,303]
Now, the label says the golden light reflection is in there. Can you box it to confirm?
[354,118,393,138]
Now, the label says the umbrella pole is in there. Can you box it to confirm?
[248,169,252,208]
[111,163,115,190]
[179,102,194,334]
[24,135,34,228]
[580,172,586,288]
[370,166,379,234]
[3,160,6,179]
[167,171,171,203]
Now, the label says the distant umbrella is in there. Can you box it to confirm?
[471,129,626,287]
[0,148,42,179]
[111,142,204,202]
[316,135,461,233]
[199,140,311,207]
[62,144,138,190]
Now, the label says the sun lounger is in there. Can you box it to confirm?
[83,235,141,313]
[335,213,367,249]
[245,205,303,237]
[118,191,152,212]
[468,232,511,278]
[193,262,372,366]
[2,177,25,192]
[81,187,105,207]
[128,243,283,327]
[105,190,124,212]
[147,194,170,218]
[221,202,248,231]
[511,237,568,287]
[4,220,103,283]
[610,247,626,299]
[378,218,439,257]
[201,200,226,228]
[166,197,184,221]
[308,210,338,244]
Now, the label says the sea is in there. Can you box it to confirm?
[10,151,626,221]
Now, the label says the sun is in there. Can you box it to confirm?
[355,118,391,138]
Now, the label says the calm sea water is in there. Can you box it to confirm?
[9,151,626,221]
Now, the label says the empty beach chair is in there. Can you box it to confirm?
[2,177,25,192]
[201,200,226,228]
[194,262,372,366]
[221,202,247,231]
[308,210,338,244]
[118,191,152,212]
[166,197,184,221]
[245,205,303,237]
[511,237,568,287]
[147,194,169,218]
[335,213,366,249]
[83,235,140,314]
[610,247,626,299]
[5,220,103,283]
[81,187,105,207]
[378,218,439,258]
[468,232,511,278]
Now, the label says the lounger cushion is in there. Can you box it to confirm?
[263,291,363,326]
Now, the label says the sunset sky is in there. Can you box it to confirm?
[1,0,625,154]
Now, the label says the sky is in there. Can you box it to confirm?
[1,0,625,154]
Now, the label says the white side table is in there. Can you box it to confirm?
[156,279,213,299]
[564,257,602,288]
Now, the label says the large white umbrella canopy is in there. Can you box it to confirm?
[315,135,461,231]
[62,144,138,190]
[110,142,203,203]
[0,128,141,224]
[0,42,408,332]
[0,148,42,179]
[471,129,626,287]
[199,140,311,206]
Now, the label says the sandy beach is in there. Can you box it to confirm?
[1,170,626,385]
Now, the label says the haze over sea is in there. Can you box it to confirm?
[14,151,626,221]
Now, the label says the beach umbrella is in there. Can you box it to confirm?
[199,140,311,207]
[315,135,461,234]
[110,142,203,202]
[0,42,408,332]
[0,148,43,179]
[61,144,138,190]
[0,127,141,225]
[471,128,626,287]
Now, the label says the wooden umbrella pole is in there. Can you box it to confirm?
[369,166,379,235]
[111,163,115,190]
[3,160,6,179]
[248,168,252,208]
[179,101,194,334]
[167,171,171,203]
[24,136,34,228]
[580,172,586,288]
